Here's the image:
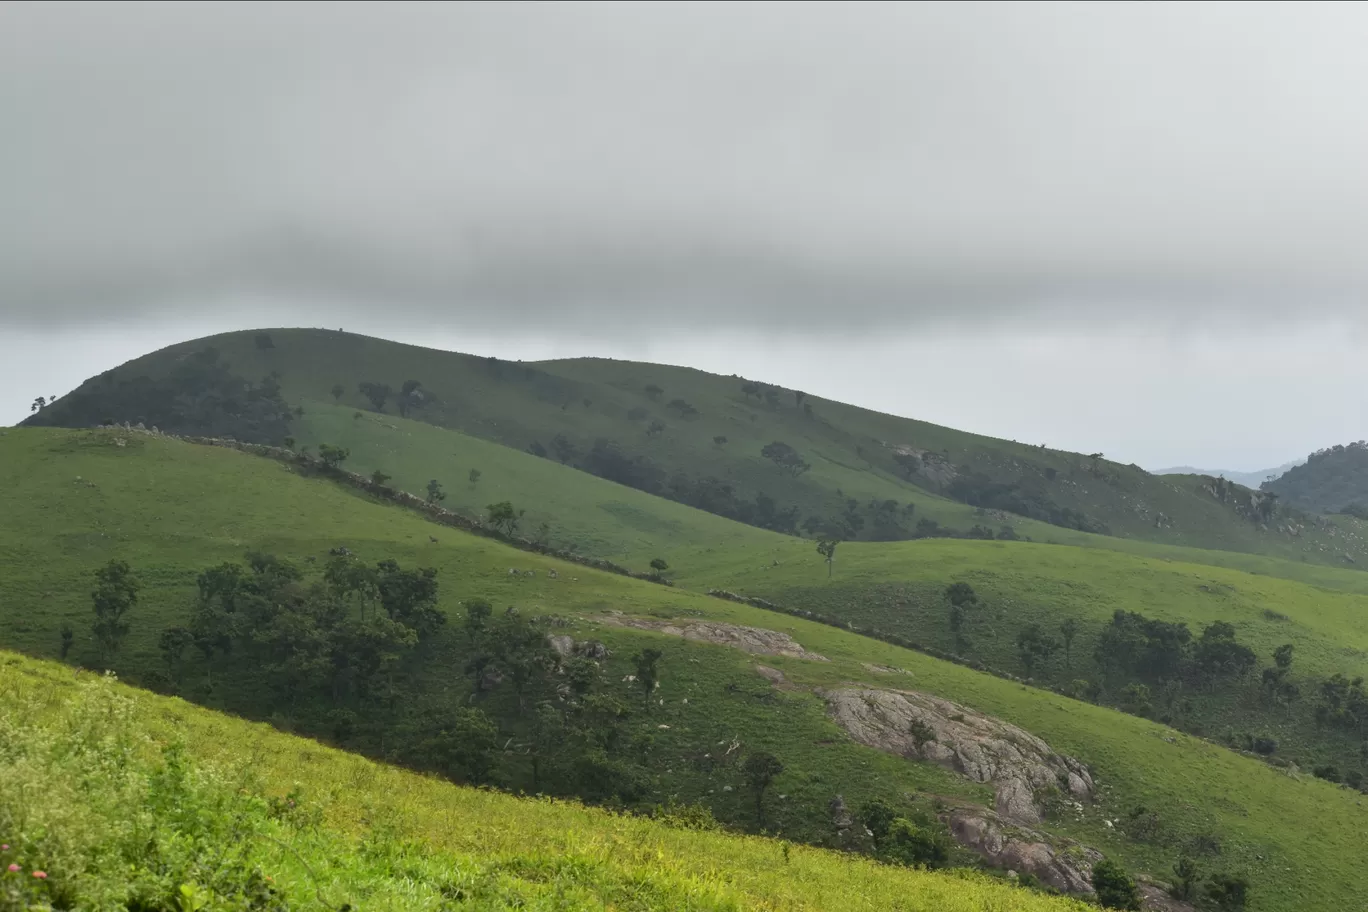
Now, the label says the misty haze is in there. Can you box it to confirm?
[3,3,1367,910]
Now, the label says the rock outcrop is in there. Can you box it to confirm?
[599,617,828,661]
[820,687,1094,824]
[948,809,1100,894]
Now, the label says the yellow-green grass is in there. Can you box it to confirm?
[2,427,1366,910]
[0,651,1088,911]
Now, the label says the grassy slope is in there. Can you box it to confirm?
[2,428,1366,910]
[0,652,1086,912]
[294,398,1368,600]
[32,327,1368,570]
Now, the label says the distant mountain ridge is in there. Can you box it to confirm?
[1152,460,1303,489]
[1265,442,1368,514]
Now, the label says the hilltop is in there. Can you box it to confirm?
[23,327,1368,570]
[1265,441,1368,515]
[4,425,1367,909]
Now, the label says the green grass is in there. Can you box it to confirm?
[32,326,1368,571]
[3,427,1367,910]
[0,651,1089,912]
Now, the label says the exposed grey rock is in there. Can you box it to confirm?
[575,640,611,660]
[948,809,1101,894]
[547,634,575,657]
[600,617,828,661]
[820,687,1094,824]
[754,664,787,685]
[1136,882,1199,912]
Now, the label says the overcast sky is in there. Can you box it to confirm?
[3,1,1368,469]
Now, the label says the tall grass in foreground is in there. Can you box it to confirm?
[0,653,1084,911]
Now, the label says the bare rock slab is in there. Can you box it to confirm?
[600,617,829,661]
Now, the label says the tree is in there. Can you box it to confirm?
[464,598,493,635]
[763,387,780,409]
[1171,857,1200,901]
[740,381,760,400]
[1205,874,1249,911]
[633,648,662,703]
[30,396,46,413]
[1274,643,1294,670]
[254,333,275,349]
[743,751,784,827]
[550,433,578,464]
[59,623,74,660]
[1194,621,1256,682]
[857,799,898,846]
[468,468,482,485]
[330,383,345,401]
[370,469,392,486]
[1016,623,1059,678]
[158,626,195,682]
[358,381,392,412]
[761,441,810,476]
[318,444,349,469]
[1060,618,1079,668]
[644,383,663,400]
[397,379,423,417]
[944,582,978,608]
[816,539,839,577]
[92,560,139,664]
[666,398,698,418]
[713,435,727,446]
[426,479,446,504]
[881,817,950,868]
[794,390,806,407]
[647,419,666,437]
[1091,858,1141,910]
[487,501,524,536]
[649,558,669,575]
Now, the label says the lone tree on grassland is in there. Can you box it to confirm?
[633,648,662,704]
[761,441,810,476]
[487,501,524,536]
[468,468,482,485]
[426,479,446,503]
[358,381,392,412]
[649,558,669,575]
[92,559,139,665]
[331,383,345,401]
[370,469,392,486]
[743,751,785,827]
[318,444,349,469]
[816,539,840,577]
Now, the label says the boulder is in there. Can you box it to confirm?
[948,809,1100,894]
[547,635,575,657]
[820,687,1094,824]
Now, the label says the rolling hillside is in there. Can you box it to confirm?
[1266,441,1368,515]
[25,327,1368,571]
[0,651,1087,912]
[3,425,1367,910]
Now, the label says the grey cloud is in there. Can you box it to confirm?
[4,1,1368,332]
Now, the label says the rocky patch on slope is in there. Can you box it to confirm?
[819,687,1094,824]
[598,617,829,661]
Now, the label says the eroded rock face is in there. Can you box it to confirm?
[820,687,1094,824]
[948,809,1101,894]
[600,617,829,661]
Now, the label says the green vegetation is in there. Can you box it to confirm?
[0,652,1089,912]
[1267,440,1368,514]
[3,426,1366,910]
[27,327,1368,569]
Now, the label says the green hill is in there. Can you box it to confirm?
[0,650,1088,911]
[3,425,1366,910]
[1265,441,1368,515]
[25,327,1368,570]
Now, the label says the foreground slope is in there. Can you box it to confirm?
[2,427,1366,910]
[0,652,1085,912]
[26,327,1368,569]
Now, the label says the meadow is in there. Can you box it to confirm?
[3,427,1368,909]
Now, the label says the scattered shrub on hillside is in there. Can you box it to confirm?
[713,435,728,446]
[1251,735,1278,755]
[358,381,392,412]
[486,501,524,536]
[742,751,785,828]
[59,623,73,660]
[425,479,446,504]
[880,816,951,869]
[1344,769,1363,790]
[644,383,663,400]
[468,468,482,485]
[761,441,810,477]
[550,433,578,464]
[370,469,392,486]
[92,559,139,666]
[1313,764,1341,783]
[1205,873,1249,911]
[318,443,349,469]
[330,382,345,400]
[651,798,722,831]
[1091,858,1141,910]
